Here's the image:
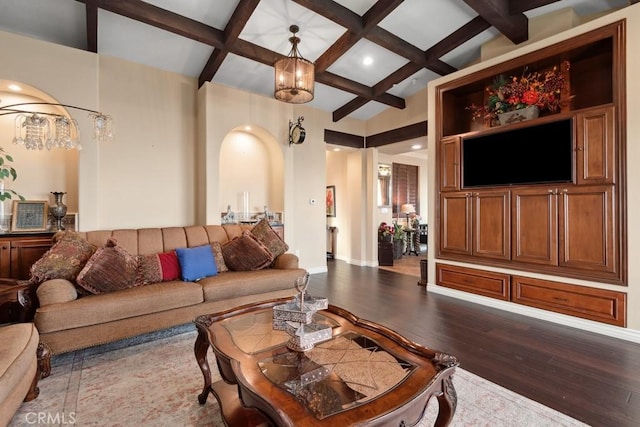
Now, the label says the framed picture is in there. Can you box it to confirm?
[11,200,49,232]
[326,186,336,217]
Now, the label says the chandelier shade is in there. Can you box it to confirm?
[274,25,315,104]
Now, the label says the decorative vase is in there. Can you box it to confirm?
[498,105,539,126]
[50,192,67,231]
[380,234,392,243]
[393,239,404,259]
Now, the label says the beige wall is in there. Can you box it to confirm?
[427,4,640,333]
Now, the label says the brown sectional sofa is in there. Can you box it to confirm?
[31,224,304,374]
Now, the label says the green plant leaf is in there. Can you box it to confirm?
[5,154,13,162]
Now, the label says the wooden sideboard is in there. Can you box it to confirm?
[0,233,54,280]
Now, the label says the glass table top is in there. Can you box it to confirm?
[221,309,415,419]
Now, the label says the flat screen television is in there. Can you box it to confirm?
[462,118,573,188]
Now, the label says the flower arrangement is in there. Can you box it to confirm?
[378,221,406,241]
[468,61,570,123]
[378,222,394,240]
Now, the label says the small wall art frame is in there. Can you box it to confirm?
[11,200,49,232]
[326,186,336,217]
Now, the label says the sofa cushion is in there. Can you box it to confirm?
[37,279,78,306]
[222,231,274,271]
[251,218,288,258]
[76,238,139,294]
[175,245,217,281]
[211,242,228,273]
[30,232,96,283]
[199,269,306,301]
[34,281,204,333]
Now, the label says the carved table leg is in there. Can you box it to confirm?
[37,342,51,379]
[24,369,40,401]
[194,328,212,404]
[434,376,457,427]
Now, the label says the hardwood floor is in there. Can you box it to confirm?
[308,260,640,427]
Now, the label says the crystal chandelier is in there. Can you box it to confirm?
[0,102,113,150]
[274,25,315,104]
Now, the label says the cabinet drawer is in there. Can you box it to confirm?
[512,276,626,326]
[436,263,510,301]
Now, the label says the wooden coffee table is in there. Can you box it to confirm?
[194,298,459,426]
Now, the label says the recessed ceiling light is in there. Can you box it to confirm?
[411,144,422,150]
[333,148,341,151]
[244,126,251,131]
[8,84,21,91]
[362,56,373,66]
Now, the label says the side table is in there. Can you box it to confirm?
[0,279,33,323]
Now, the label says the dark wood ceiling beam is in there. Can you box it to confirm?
[317,71,405,108]
[324,129,365,148]
[198,0,259,87]
[366,121,427,147]
[424,16,490,62]
[78,0,226,48]
[463,0,528,44]
[291,0,362,30]
[313,0,403,72]
[333,15,493,122]
[85,0,98,53]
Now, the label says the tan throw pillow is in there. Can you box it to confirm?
[211,242,228,273]
[251,218,288,258]
[76,238,139,294]
[222,231,274,271]
[36,279,78,306]
[30,231,97,283]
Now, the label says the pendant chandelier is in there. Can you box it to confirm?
[0,102,113,150]
[274,25,315,104]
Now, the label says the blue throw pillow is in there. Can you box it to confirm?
[175,245,218,282]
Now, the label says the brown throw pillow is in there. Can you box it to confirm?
[251,218,288,258]
[211,242,228,273]
[30,231,97,283]
[76,238,139,294]
[222,231,274,271]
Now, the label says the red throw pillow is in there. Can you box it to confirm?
[158,251,180,281]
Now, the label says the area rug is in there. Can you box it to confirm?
[10,325,588,427]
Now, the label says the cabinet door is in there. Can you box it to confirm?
[559,185,616,273]
[575,106,615,184]
[439,136,460,191]
[0,239,11,278]
[439,192,471,255]
[472,190,510,260]
[10,238,53,280]
[512,188,558,265]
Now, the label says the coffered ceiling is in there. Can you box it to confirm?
[0,0,634,127]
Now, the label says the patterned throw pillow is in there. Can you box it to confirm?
[210,242,228,273]
[136,251,181,285]
[251,218,288,259]
[76,238,139,294]
[30,231,97,283]
[222,231,274,271]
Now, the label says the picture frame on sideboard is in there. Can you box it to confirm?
[11,200,49,232]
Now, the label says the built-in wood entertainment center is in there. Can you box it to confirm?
[434,21,627,326]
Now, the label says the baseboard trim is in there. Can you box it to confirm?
[428,283,640,344]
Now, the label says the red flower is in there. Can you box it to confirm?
[521,90,539,105]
